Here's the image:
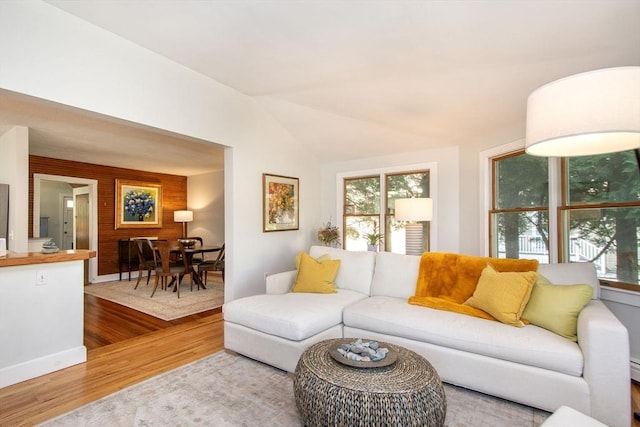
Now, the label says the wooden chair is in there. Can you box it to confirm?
[151,240,192,298]
[133,238,155,290]
[185,236,205,265]
[197,243,225,285]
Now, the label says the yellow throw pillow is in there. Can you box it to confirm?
[522,274,593,342]
[464,264,537,327]
[295,251,331,269]
[291,252,340,293]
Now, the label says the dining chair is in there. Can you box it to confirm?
[151,240,192,298]
[133,238,155,290]
[185,236,205,265]
[197,243,225,285]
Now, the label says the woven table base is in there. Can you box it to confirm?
[294,339,446,426]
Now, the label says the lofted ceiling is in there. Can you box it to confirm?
[2,0,639,174]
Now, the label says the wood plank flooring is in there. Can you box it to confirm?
[0,289,638,426]
[0,293,223,427]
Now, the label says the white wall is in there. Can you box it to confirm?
[39,180,72,244]
[0,126,29,253]
[0,261,86,387]
[0,1,322,301]
[188,170,224,247]
[321,146,462,254]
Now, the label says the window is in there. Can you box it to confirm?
[343,170,430,253]
[562,151,640,290]
[489,149,640,291]
[490,152,549,262]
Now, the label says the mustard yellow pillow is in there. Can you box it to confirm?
[522,274,593,342]
[464,264,537,327]
[291,252,340,293]
[295,251,331,268]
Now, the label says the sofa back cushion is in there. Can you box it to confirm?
[370,251,421,299]
[309,246,376,295]
[537,262,600,299]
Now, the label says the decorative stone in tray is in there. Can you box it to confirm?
[41,240,60,254]
[329,338,398,368]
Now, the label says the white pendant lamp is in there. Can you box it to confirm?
[525,66,640,157]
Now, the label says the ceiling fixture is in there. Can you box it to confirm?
[525,66,640,157]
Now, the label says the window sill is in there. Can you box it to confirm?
[600,285,640,308]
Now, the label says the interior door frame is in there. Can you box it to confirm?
[33,173,98,282]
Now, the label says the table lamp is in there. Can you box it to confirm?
[395,198,432,256]
[174,210,193,238]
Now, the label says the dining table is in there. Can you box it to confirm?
[171,243,222,290]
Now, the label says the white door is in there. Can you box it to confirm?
[62,196,74,249]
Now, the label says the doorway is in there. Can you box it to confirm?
[33,173,98,282]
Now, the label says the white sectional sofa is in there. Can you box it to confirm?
[223,246,630,427]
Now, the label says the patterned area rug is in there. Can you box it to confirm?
[84,275,224,320]
[39,351,550,426]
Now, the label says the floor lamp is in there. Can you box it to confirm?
[174,210,193,238]
[525,66,640,423]
[394,198,433,256]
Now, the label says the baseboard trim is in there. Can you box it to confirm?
[0,346,87,388]
[631,360,640,383]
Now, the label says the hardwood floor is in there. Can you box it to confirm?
[0,294,223,426]
[0,292,638,426]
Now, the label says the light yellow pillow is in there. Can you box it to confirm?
[522,274,593,342]
[291,252,340,293]
[464,264,537,327]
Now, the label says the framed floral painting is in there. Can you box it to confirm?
[115,179,163,229]
[263,173,299,232]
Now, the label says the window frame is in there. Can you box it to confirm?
[483,144,640,292]
[337,162,438,253]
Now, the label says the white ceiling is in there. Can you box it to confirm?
[2,0,639,173]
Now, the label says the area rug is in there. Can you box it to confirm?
[39,351,550,427]
[84,276,224,321]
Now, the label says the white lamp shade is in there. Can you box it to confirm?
[525,66,640,157]
[173,210,193,222]
[394,198,433,221]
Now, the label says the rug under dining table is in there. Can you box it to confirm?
[84,275,224,320]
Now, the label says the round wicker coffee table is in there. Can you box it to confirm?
[293,338,446,426]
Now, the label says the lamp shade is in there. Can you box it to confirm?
[394,198,433,221]
[173,210,193,222]
[525,66,640,157]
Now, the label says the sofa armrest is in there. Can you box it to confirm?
[577,300,630,427]
[265,270,297,295]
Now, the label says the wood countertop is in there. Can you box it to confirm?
[0,250,96,268]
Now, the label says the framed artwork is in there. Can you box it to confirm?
[263,173,299,232]
[115,179,163,229]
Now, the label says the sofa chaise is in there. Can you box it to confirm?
[223,245,630,427]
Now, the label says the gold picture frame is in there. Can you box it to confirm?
[115,179,163,229]
[263,173,299,232]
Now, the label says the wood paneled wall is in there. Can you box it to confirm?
[29,156,187,276]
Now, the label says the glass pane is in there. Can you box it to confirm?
[344,177,380,215]
[566,150,640,205]
[386,172,429,214]
[491,211,549,262]
[564,206,640,286]
[344,216,378,251]
[495,154,548,209]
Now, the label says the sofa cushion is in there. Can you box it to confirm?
[522,274,593,342]
[309,245,376,295]
[223,289,366,341]
[343,296,584,376]
[464,264,537,327]
[370,251,421,299]
[537,263,600,299]
[291,252,340,293]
